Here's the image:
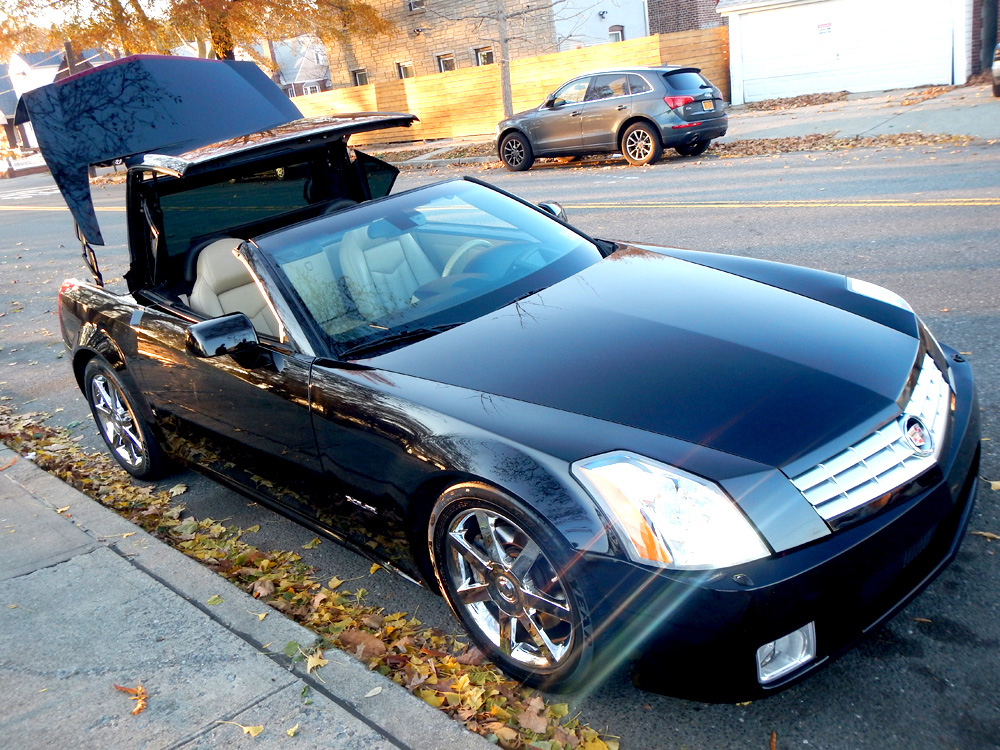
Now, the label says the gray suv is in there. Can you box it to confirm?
[495,66,728,171]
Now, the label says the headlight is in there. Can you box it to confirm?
[571,452,770,570]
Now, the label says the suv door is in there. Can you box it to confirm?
[580,73,632,149]
[526,77,591,154]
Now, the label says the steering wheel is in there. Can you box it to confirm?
[504,243,543,276]
[443,239,492,276]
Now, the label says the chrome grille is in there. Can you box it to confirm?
[790,355,950,523]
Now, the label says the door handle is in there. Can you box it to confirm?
[616,105,627,110]
[570,110,582,116]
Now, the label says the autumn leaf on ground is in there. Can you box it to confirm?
[303,647,329,674]
[987,480,1000,491]
[168,483,187,497]
[770,730,778,750]
[517,694,549,733]
[303,537,321,549]
[364,686,382,698]
[113,681,149,715]
[216,721,264,737]
[370,563,382,574]
[206,594,224,605]
[247,610,268,621]
[286,723,299,737]
[971,531,1000,541]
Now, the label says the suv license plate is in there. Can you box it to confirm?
[702,100,715,111]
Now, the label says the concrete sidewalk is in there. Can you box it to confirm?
[0,445,490,750]
[720,83,1000,142]
[386,82,1000,168]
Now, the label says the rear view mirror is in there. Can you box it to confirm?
[187,313,259,358]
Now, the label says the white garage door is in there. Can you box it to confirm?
[739,0,955,102]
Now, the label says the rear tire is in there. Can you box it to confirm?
[993,80,1000,97]
[622,122,662,166]
[84,358,166,479]
[500,132,534,171]
[675,139,710,157]
[428,482,592,691]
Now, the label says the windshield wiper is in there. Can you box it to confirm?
[341,322,461,359]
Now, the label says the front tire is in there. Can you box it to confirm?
[675,139,710,157]
[428,483,592,690]
[500,132,534,171]
[84,358,166,479]
[622,122,662,166]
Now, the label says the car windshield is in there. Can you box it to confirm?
[254,179,603,357]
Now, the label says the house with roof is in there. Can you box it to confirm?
[269,36,333,97]
[2,49,112,150]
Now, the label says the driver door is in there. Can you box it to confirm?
[525,77,591,154]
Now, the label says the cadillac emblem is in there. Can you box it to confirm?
[902,415,934,457]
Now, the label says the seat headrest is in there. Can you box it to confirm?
[196,238,253,294]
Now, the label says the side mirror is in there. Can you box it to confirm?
[537,202,567,222]
[544,95,557,108]
[187,313,259,358]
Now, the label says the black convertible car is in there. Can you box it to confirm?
[23,56,980,700]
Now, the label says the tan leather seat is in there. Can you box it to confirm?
[189,238,279,338]
[339,223,437,321]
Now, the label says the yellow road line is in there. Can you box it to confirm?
[3,198,998,213]
[0,205,123,212]
[566,198,1000,208]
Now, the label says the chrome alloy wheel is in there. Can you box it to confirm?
[502,138,527,168]
[443,508,575,669]
[624,128,653,162]
[90,373,146,469]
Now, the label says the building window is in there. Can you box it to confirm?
[609,25,624,43]
[407,0,425,10]
[397,61,415,79]
[351,68,368,86]
[474,47,494,66]
[436,53,456,73]
[303,83,320,95]
[285,87,295,98]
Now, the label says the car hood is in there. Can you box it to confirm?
[369,247,920,469]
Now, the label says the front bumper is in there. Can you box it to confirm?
[579,352,979,701]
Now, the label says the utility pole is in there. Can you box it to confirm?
[496,0,513,117]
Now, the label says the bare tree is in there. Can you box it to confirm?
[421,0,602,117]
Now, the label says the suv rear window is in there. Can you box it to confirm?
[662,70,708,92]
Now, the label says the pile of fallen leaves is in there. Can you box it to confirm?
[0,406,617,750]
[742,91,848,112]
[900,85,954,106]
[707,132,975,158]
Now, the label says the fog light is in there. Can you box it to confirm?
[756,622,816,684]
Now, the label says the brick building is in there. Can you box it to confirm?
[325,0,559,88]
[647,0,726,35]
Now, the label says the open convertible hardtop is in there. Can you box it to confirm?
[15,55,415,245]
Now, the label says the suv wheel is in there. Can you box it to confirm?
[622,122,662,166]
[500,132,534,171]
[675,140,710,157]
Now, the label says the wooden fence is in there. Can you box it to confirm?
[295,27,729,145]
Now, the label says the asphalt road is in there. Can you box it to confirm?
[2,145,999,750]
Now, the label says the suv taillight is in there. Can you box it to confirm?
[664,95,695,109]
